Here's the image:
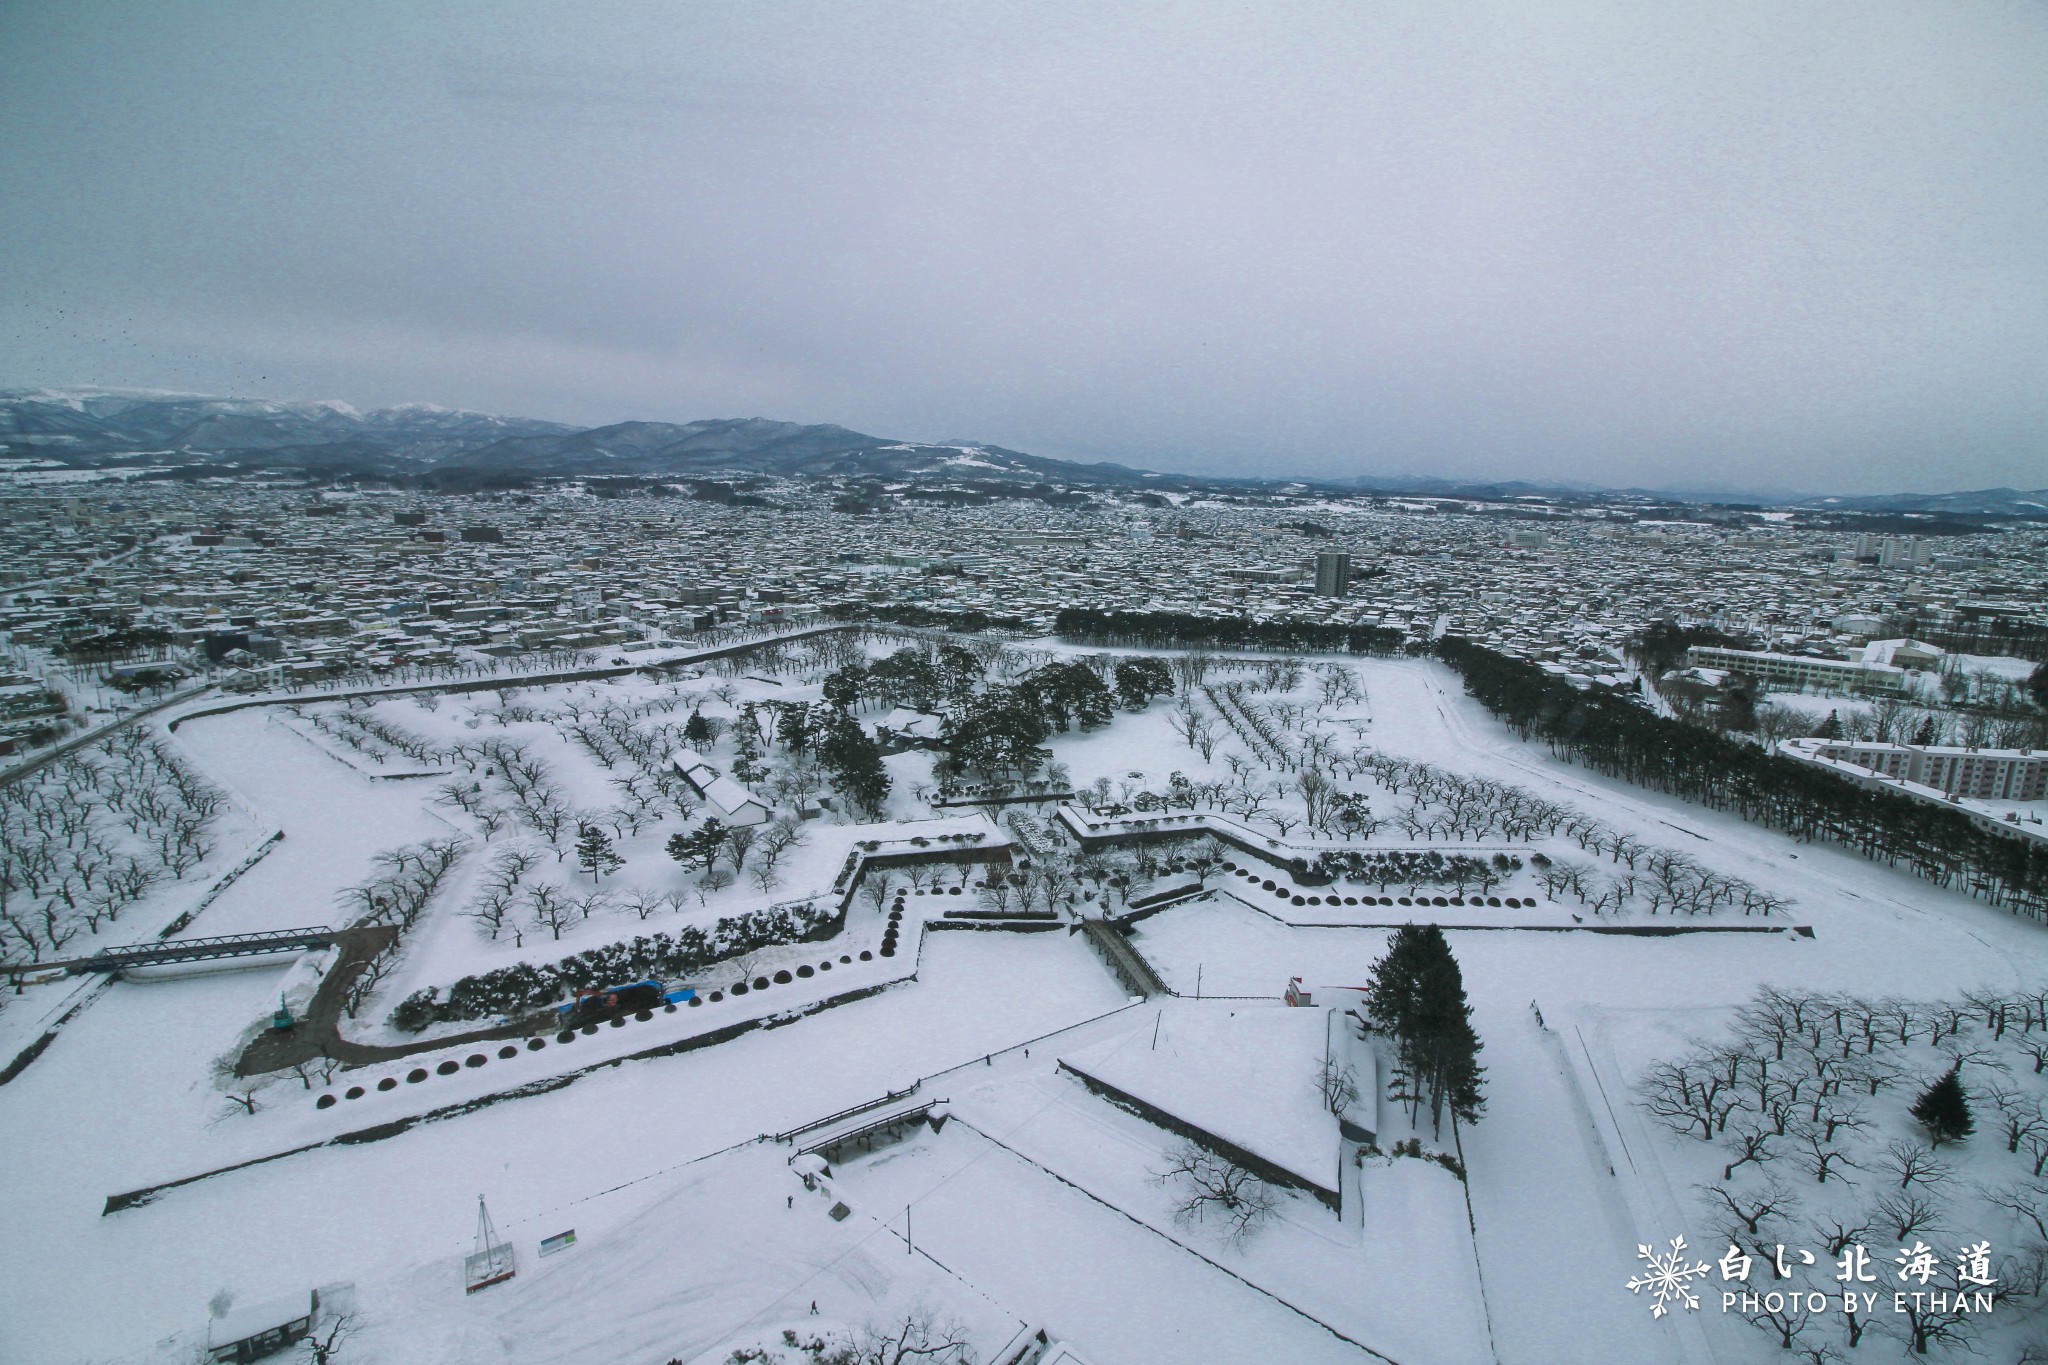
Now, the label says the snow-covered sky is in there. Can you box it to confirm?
[3,2,2045,494]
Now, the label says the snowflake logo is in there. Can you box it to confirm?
[1628,1236,1712,1318]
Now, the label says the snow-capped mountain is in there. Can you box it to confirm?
[0,388,576,464]
[0,392,1167,487]
[3,388,2042,512]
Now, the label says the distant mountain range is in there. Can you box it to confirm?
[3,387,2043,515]
[1791,488,2048,517]
[0,389,1180,489]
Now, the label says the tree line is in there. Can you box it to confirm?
[1056,607,1411,657]
[1436,637,2048,922]
[931,656,1171,790]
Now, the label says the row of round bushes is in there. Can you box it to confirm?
[392,899,841,1031]
[882,893,905,958]
[1296,849,1524,891]
[325,949,883,1108]
[832,831,991,894]
[1223,861,1532,909]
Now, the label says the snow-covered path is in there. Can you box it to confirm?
[1458,1002,1692,1365]
[168,709,453,938]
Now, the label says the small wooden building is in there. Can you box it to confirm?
[206,1290,317,1362]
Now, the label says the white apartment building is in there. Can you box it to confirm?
[1781,738,2048,803]
[1685,645,1911,696]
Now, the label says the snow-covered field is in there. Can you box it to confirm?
[1,651,2043,1364]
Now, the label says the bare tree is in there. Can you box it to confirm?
[1167,699,1207,751]
[1314,1056,1360,1115]
[615,888,665,922]
[1994,1243,2048,1316]
[1787,1120,1857,1185]
[1983,1177,2048,1243]
[487,845,544,890]
[285,1053,340,1091]
[1988,1085,2048,1156]
[1735,1264,1827,1352]
[723,824,758,871]
[343,949,393,1019]
[1810,1211,1871,1259]
[2025,1127,2048,1179]
[1603,830,1647,869]
[301,1309,362,1364]
[2019,1035,2048,1076]
[1034,862,1076,913]
[757,816,806,872]
[1883,1293,1978,1358]
[212,1056,270,1117]
[467,887,515,940]
[1153,1140,1277,1245]
[1722,1118,1780,1181]
[1640,1058,1731,1142]
[527,883,574,940]
[1170,650,1213,693]
[435,781,482,817]
[1870,1188,1945,1243]
[1701,1177,1801,1237]
[1877,1138,1952,1190]
[849,1309,975,1365]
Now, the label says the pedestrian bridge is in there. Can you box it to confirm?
[0,925,338,978]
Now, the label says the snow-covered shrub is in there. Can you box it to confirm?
[408,898,844,1025]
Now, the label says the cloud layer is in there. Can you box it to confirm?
[4,1,2044,492]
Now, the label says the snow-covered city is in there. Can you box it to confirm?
[5,6,2046,1364]
[3,476,2045,1364]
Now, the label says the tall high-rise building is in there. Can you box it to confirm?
[1314,550,1351,597]
[1879,536,1931,570]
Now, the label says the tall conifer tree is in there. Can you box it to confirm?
[1365,924,1486,1137]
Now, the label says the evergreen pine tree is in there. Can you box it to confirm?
[823,667,864,710]
[1813,710,1843,739]
[575,825,622,883]
[683,710,712,746]
[779,702,815,757]
[1433,1014,1487,1133]
[666,817,727,872]
[818,709,892,819]
[732,706,766,784]
[1364,925,1427,1041]
[1911,715,1939,746]
[1411,935,1485,1137]
[1364,924,1486,1137]
[1910,1065,1974,1147]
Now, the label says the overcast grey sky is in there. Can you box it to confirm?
[3,2,2044,493]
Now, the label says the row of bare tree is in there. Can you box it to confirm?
[331,837,467,1016]
[1641,985,2048,1360]
[0,727,226,963]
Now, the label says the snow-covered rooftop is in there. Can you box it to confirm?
[1058,1005,1340,1194]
